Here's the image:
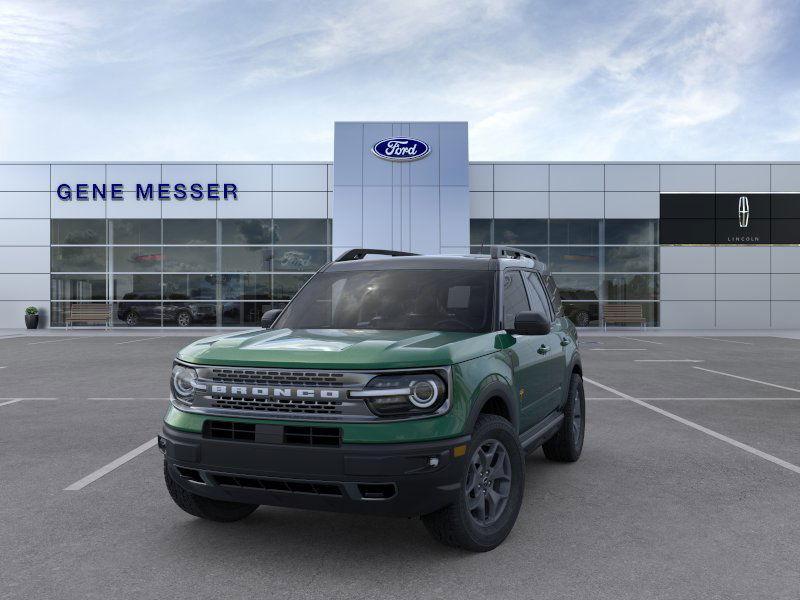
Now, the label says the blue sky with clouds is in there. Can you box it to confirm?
[1,0,798,161]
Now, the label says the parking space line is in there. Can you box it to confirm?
[695,337,753,345]
[589,397,800,401]
[0,399,23,407]
[693,366,800,393]
[87,397,168,401]
[64,438,158,491]
[586,348,647,351]
[618,336,663,345]
[115,337,161,345]
[28,337,93,345]
[635,359,704,363]
[584,377,800,475]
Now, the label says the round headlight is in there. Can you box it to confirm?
[409,379,439,408]
[171,365,197,400]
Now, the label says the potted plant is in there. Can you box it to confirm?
[24,306,39,330]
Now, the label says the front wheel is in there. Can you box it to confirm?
[542,372,585,462]
[422,415,525,552]
[164,461,258,522]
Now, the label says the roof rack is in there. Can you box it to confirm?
[335,248,419,262]
[489,245,538,261]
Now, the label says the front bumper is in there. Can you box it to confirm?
[160,424,470,517]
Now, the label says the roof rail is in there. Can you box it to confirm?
[489,245,538,261]
[335,248,419,262]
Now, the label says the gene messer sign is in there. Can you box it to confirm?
[56,182,238,202]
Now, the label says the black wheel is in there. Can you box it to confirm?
[542,372,585,462]
[163,461,258,522]
[125,311,139,326]
[422,415,525,552]
[175,311,192,327]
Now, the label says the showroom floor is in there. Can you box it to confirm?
[1,333,798,599]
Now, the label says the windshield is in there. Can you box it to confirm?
[274,269,496,333]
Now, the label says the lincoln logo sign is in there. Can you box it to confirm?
[738,195,750,228]
[372,137,430,161]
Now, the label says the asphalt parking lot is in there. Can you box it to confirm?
[1,332,799,599]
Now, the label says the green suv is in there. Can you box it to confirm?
[160,247,585,551]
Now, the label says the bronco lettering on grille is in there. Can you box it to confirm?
[210,384,341,400]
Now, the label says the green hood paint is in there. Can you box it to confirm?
[177,328,502,369]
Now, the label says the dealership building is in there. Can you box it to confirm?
[1,120,799,330]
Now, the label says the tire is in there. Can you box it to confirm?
[542,372,585,462]
[422,415,525,552]
[125,311,139,326]
[163,461,258,522]
[175,311,192,327]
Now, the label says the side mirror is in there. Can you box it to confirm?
[260,308,282,329]
[511,311,551,336]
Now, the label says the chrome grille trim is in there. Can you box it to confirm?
[174,363,452,423]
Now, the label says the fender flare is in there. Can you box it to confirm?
[464,378,519,433]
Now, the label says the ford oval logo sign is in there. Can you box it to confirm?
[372,137,430,162]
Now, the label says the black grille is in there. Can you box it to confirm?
[211,474,342,496]
[204,421,255,441]
[210,396,342,415]
[210,368,347,388]
[283,426,342,447]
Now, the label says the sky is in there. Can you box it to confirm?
[1,0,799,162]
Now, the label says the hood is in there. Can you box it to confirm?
[176,328,500,369]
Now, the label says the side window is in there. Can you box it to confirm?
[522,271,552,320]
[502,271,531,329]
[544,273,564,316]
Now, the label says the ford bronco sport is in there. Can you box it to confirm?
[160,246,585,551]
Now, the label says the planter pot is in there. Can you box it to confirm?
[25,314,39,330]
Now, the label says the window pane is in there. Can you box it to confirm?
[470,219,491,245]
[220,274,272,299]
[222,301,283,326]
[163,219,216,244]
[51,275,107,301]
[521,272,549,317]
[51,219,106,245]
[552,274,600,301]
[114,301,159,327]
[163,246,217,272]
[549,247,599,272]
[161,302,218,327]
[163,274,217,300]
[51,247,106,272]
[273,247,327,272]
[604,302,659,327]
[111,219,161,244]
[220,219,272,244]
[502,271,530,328]
[113,274,161,300]
[494,219,547,245]
[563,302,599,327]
[221,247,272,272]
[604,275,659,300]
[604,219,659,245]
[112,246,161,272]
[519,246,548,265]
[604,246,659,272]
[273,274,311,300]
[550,220,600,245]
[273,219,327,245]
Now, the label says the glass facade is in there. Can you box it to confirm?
[50,218,331,328]
[471,218,660,326]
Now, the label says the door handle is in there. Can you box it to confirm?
[537,344,550,355]
[560,337,570,347]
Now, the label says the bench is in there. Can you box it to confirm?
[65,303,112,329]
[603,304,646,330]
